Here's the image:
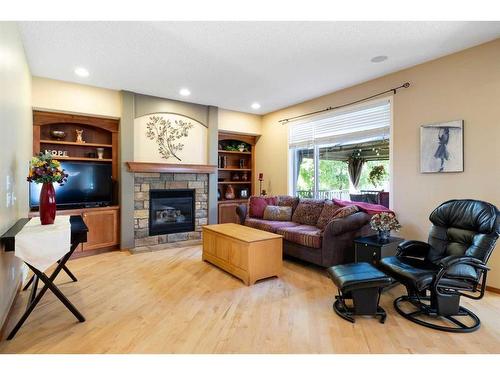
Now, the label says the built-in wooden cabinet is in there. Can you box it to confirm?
[218,201,246,224]
[82,208,119,251]
[217,132,258,223]
[31,111,121,256]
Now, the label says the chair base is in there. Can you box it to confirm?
[394,295,480,333]
[333,296,387,324]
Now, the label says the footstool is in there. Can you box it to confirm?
[327,262,392,323]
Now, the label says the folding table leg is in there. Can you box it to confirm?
[60,263,78,282]
[22,275,34,291]
[7,272,52,340]
[36,271,85,322]
[28,275,39,305]
[7,243,83,340]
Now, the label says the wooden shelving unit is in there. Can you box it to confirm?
[40,140,113,148]
[218,181,252,185]
[218,168,252,171]
[217,131,258,224]
[51,157,113,162]
[218,150,252,155]
[33,110,120,256]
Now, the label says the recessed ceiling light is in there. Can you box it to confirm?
[251,102,261,110]
[370,55,388,63]
[74,67,89,77]
[179,88,191,97]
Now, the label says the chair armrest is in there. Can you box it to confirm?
[396,240,431,258]
[438,255,489,271]
[235,204,247,225]
[324,212,371,236]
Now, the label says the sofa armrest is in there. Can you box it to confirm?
[321,212,373,267]
[324,212,371,236]
[235,204,247,225]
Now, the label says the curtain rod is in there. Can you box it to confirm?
[279,82,410,124]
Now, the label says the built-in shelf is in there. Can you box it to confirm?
[218,199,249,203]
[218,181,252,185]
[218,150,252,155]
[55,157,112,162]
[218,168,252,171]
[40,140,113,148]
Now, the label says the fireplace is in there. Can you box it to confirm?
[149,189,195,236]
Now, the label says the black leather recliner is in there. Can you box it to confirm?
[379,199,500,332]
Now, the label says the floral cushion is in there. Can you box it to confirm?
[276,195,300,213]
[316,200,342,230]
[291,199,325,225]
[244,218,299,233]
[263,205,292,221]
[276,225,322,249]
[248,196,278,218]
[332,205,359,219]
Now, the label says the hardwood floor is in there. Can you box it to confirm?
[1,246,500,354]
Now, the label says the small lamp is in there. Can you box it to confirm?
[258,173,264,196]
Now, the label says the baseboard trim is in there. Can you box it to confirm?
[486,286,500,294]
[0,279,22,340]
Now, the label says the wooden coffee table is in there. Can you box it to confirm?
[202,223,283,285]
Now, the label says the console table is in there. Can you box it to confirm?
[0,215,88,340]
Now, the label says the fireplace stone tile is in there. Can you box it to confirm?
[133,171,209,251]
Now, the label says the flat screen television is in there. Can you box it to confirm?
[30,161,113,209]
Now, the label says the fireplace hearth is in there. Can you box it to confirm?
[134,172,208,249]
[149,189,195,236]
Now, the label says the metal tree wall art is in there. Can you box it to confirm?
[145,116,194,161]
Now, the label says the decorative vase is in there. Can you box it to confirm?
[377,230,390,242]
[225,185,235,200]
[39,182,56,225]
[96,147,104,159]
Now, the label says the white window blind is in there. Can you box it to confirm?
[288,100,390,149]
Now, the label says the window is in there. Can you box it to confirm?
[289,99,391,199]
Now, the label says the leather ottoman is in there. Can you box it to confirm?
[327,262,392,323]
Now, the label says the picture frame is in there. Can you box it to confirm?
[239,188,249,199]
[420,120,464,173]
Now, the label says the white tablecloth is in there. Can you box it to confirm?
[15,216,71,272]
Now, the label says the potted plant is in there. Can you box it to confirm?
[368,165,387,187]
[27,153,68,225]
[370,212,401,242]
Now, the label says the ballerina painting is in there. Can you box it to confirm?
[420,120,463,173]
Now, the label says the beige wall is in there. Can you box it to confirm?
[218,108,262,135]
[32,76,121,118]
[257,39,500,288]
[0,22,32,328]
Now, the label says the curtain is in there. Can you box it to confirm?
[295,150,303,187]
[348,157,365,189]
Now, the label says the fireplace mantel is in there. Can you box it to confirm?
[126,162,217,174]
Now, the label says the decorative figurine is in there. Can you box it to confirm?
[225,185,235,200]
[96,147,104,160]
[75,129,85,143]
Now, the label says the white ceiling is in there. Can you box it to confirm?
[19,21,500,115]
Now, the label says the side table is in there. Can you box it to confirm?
[354,235,404,265]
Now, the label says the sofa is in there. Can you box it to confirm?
[236,195,392,268]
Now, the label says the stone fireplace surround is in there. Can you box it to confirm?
[134,172,208,250]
